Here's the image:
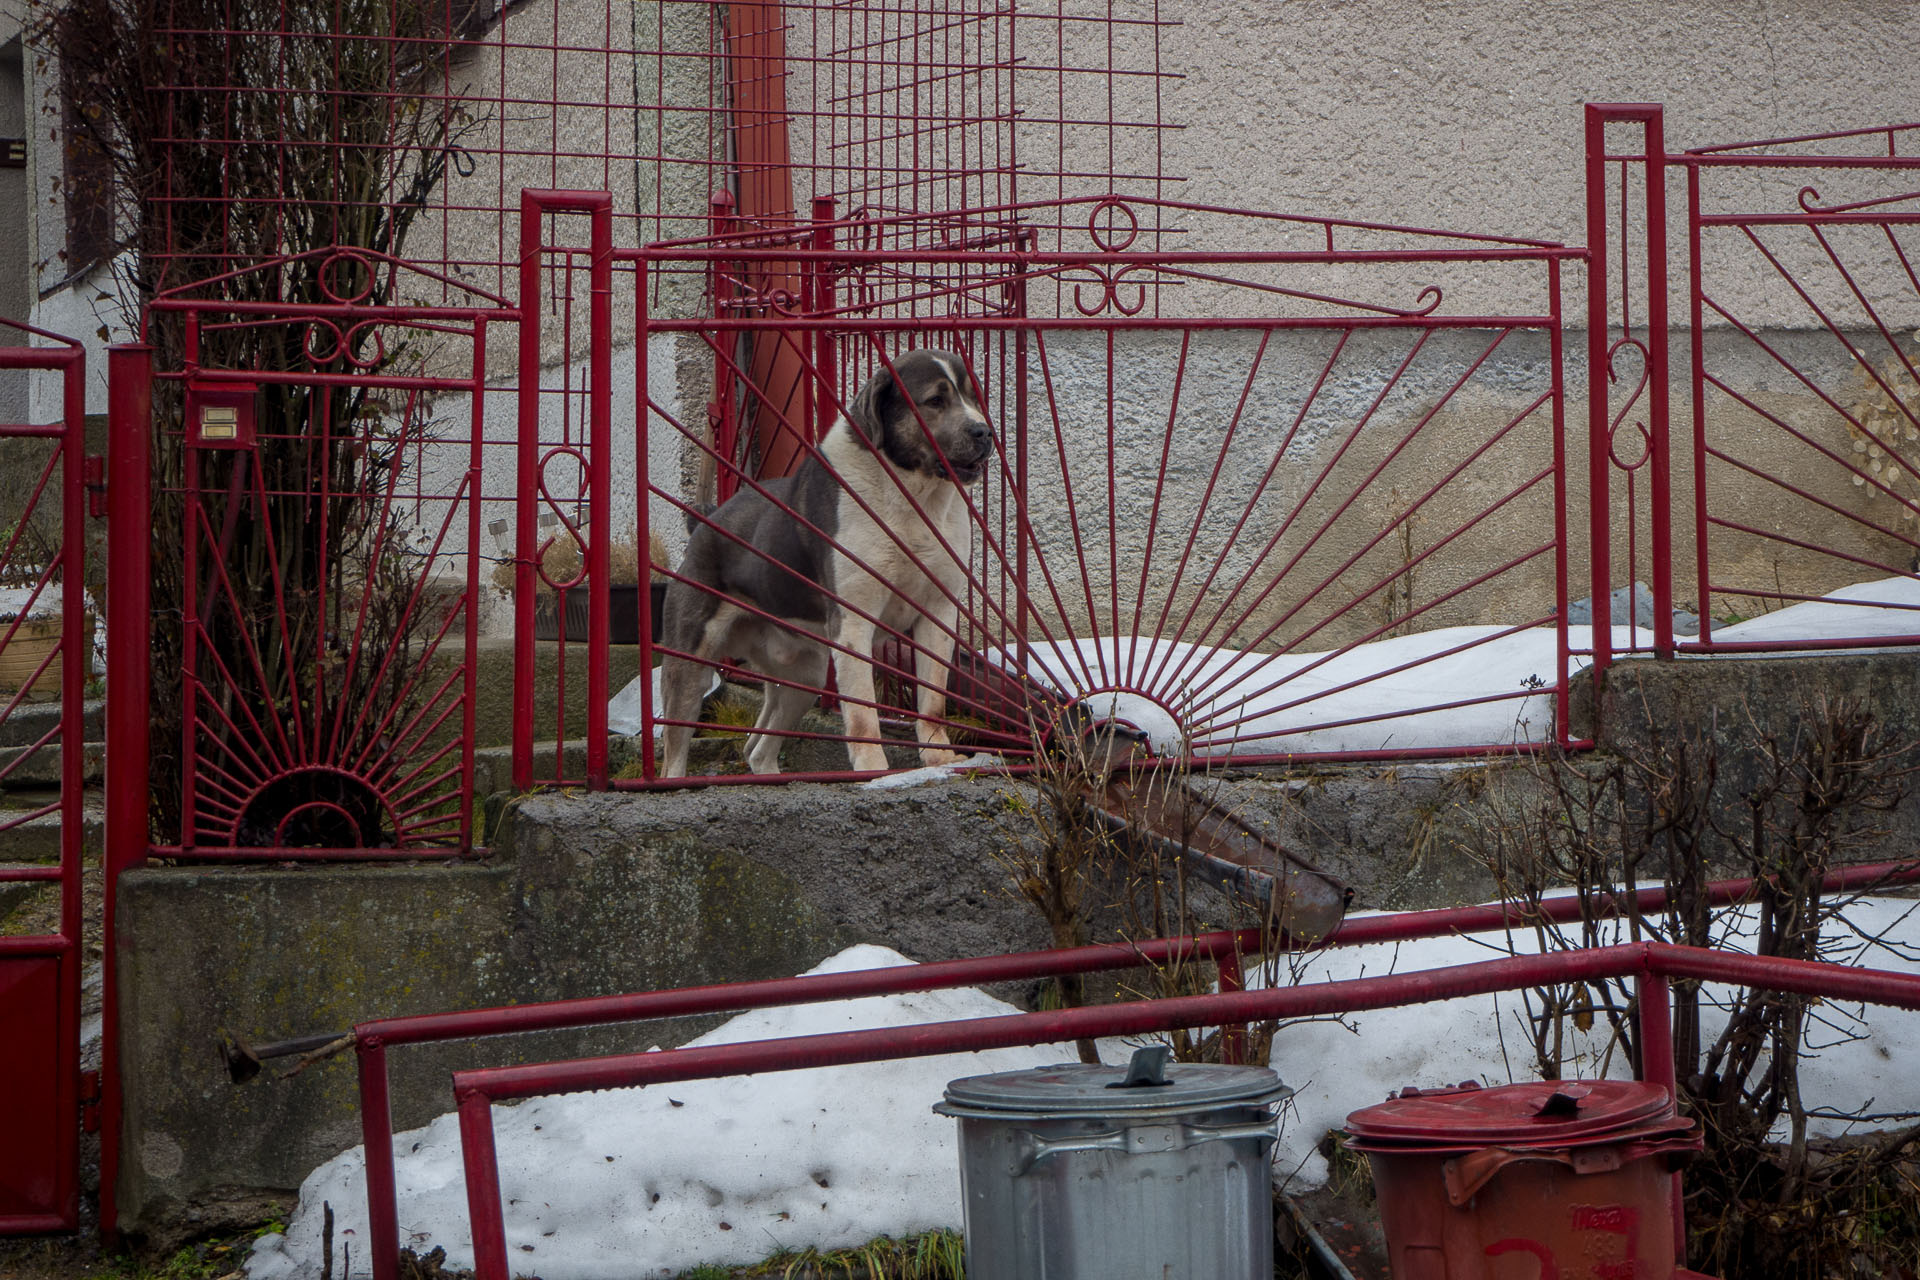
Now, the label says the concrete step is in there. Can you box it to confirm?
[0,738,104,786]
[0,787,104,865]
[0,698,105,750]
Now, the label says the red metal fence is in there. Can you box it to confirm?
[1587,105,1920,666]
[0,324,88,1234]
[121,0,1179,298]
[36,86,1920,1247]
[137,252,518,857]
[562,196,1582,787]
[347,858,1920,1280]
[431,911,1920,1280]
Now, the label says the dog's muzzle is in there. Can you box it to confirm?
[951,421,994,483]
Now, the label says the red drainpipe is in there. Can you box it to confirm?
[724,0,814,484]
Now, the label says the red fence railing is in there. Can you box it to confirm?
[519,195,1584,789]
[349,857,1920,1280]
[0,325,88,1234]
[445,939,1920,1280]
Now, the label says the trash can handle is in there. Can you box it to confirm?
[1441,1131,1703,1206]
[1109,1044,1173,1088]
[1012,1119,1277,1175]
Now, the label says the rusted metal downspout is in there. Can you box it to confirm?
[722,0,815,487]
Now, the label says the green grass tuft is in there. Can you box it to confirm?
[671,1229,966,1280]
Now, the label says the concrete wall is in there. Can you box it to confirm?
[116,758,1501,1242]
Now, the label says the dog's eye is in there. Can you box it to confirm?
[924,393,946,408]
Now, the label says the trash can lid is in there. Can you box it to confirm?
[939,1045,1289,1116]
[1344,1080,1678,1149]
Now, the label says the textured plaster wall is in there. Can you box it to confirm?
[1158,0,1920,259]
[947,323,1914,655]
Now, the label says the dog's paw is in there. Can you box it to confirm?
[848,744,891,773]
[917,747,965,768]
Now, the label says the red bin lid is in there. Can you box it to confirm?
[1344,1080,1677,1150]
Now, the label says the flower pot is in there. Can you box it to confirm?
[530,583,666,645]
[0,614,94,701]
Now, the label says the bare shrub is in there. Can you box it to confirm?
[1474,692,1920,1275]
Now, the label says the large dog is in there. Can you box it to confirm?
[657,350,994,776]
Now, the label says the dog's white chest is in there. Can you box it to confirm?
[821,428,971,616]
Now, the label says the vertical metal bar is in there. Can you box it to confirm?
[1687,161,1713,644]
[1583,106,1615,678]
[462,324,486,846]
[102,343,155,1242]
[1643,109,1674,659]
[587,198,613,789]
[636,254,658,782]
[1216,950,1247,1065]
[513,192,542,792]
[179,315,201,851]
[1634,969,1684,1260]
[1013,237,1032,685]
[457,1088,511,1280]
[358,1039,400,1280]
[1548,258,1573,746]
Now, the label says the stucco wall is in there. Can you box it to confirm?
[1154,0,1920,263]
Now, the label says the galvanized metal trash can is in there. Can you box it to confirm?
[1344,1080,1701,1280]
[935,1045,1290,1280]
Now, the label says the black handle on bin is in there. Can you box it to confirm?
[1110,1044,1173,1088]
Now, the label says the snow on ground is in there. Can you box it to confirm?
[1000,624,1612,755]
[247,945,1088,1280]
[1709,573,1920,646]
[607,575,1920,755]
[250,899,1920,1280]
[992,575,1920,756]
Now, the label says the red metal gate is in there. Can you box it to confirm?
[135,252,518,857]
[600,197,1581,784]
[1587,105,1920,665]
[0,323,90,1233]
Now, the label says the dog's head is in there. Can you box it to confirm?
[844,349,994,485]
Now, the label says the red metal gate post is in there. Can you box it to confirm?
[358,1035,401,1280]
[1585,104,1676,677]
[101,343,154,1241]
[514,194,541,791]
[1548,256,1580,748]
[515,190,615,789]
[635,247,658,781]
[1640,111,1675,659]
[1633,968,1684,1260]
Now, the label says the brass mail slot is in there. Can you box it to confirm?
[200,405,239,439]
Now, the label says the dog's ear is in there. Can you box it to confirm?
[843,364,903,451]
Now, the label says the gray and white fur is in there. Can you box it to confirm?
[657,350,994,775]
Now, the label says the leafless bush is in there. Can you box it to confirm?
[39,0,479,841]
[994,711,1297,1066]
[1475,693,1920,1276]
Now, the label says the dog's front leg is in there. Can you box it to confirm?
[912,599,964,766]
[831,614,890,772]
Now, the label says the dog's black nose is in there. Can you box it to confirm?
[967,420,993,445]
